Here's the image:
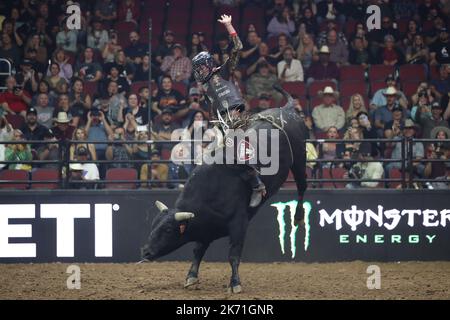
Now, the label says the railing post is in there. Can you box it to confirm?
[401,136,406,189]
[408,137,414,189]
[64,140,70,189]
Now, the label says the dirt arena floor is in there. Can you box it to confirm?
[1,261,449,300]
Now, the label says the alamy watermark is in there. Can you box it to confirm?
[66,264,81,289]
[366,265,381,290]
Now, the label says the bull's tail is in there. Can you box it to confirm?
[273,84,294,109]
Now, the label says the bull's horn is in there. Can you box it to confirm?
[174,212,195,221]
[155,201,168,212]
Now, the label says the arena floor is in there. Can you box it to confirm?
[1,261,449,300]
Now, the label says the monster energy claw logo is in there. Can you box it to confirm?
[271,201,312,258]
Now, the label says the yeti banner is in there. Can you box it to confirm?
[0,190,449,263]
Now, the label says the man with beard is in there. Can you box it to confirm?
[430,28,450,66]
[155,30,175,65]
[20,107,50,148]
[124,31,147,65]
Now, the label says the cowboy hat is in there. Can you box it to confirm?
[55,112,70,123]
[430,126,450,139]
[69,163,83,171]
[318,86,339,98]
[403,118,417,129]
[319,45,330,54]
[383,86,398,96]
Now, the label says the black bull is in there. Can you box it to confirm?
[142,94,309,293]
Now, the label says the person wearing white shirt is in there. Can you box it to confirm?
[277,46,304,82]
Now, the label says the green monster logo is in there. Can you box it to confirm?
[270,201,312,258]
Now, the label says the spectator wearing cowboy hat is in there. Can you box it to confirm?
[160,43,192,85]
[312,86,345,132]
[374,86,410,137]
[370,74,408,111]
[52,111,75,141]
[306,45,339,85]
[415,101,449,141]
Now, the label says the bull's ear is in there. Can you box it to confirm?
[155,201,168,212]
[174,212,195,221]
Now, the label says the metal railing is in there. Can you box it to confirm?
[0,58,12,91]
[0,137,449,189]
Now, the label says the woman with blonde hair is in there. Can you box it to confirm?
[5,129,32,171]
[346,94,367,125]
[69,127,97,161]
[295,33,318,70]
[343,126,363,152]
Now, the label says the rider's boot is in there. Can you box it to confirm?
[249,170,266,208]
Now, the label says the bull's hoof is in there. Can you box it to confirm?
[294,219,305,227]
[227,285,242,294]
[184,277,199,288]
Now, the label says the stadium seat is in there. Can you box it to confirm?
[308,80,337,97]
[130,81,155,95]
[0,170,29,190]
[5,114,25,129]
[172,82,187,96]
[83,81,98,98]
[339,81,367,97]
[310,96,324,109]
[429,65,440,80]
[105,168,138,189]
[388,168,403,189]
[31,168,59,189]
[281,81,306,97]
[161,149,172,161]
[370,81,386,97]
[368,65,395,82]
[401,81,421,100]
[320,167,347,188]
[241,4,266,36]
[339,65,366,82]
[399,65,426,82]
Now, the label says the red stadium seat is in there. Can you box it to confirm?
[83,81,98,98]
[241,4,266,36]
[320,167,347,188]
[399,65,426,82]
[388,168,403,189]
[161,149,172,161]
[368,65,395,82]
[310,96,324,109]
[130,81,156,95]
[5,114,25,129]
[429,65,440,80]
[0,170,29,190]
[339,65,366,82]
[339,81,367,97]
[370,81,386,97]
[308,80,337,97]
[31,168,59,189]
[401,81,421,100]
[281,81,306,96]
[105,168,138,189]
[172,82,187,96]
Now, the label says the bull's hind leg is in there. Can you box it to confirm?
[184,241,210,288]
[291,158,308,226]
[227,212,249,293]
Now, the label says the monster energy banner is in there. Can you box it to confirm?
[0,190,449,263]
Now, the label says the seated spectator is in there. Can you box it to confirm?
[415,101,449,141]
[212,33,234,66]
[55,94,82,128]
[36,130,59,169]
[94,0,117,27]
[44,63,68,95]
[49,48,74,82]
[429,27,450,66]
[124,31,147,64]
[375,87,410,137]
[296,7,319,36]
[25,48,47,77]
[349,36,370,68]
[424,126,450,188]
[32,80,57,108]
[85,109,114,160]
[402,19,420,49]
[348,22,368,48]
[155,30,175,65]
[316,0,345,26]
[68,155,99,189]
[277,46,304,82]
[430,65,450,99]
[385,119,425,177]
[102,30,123,64]
[100,81,127,128]
[176,87,210,127]
[16,59,39,94]
[384,105,406,140]
[140,149,169,189]
[69,78,92,113]
[343,125,363,153]
[21,107,50,143]
[356,111,379,156]
[345,146,384,189]
[187,32,208,60]
[0,76,32,118]
[317,126,344,167]
[52,112,75,141]
[0,116,13,142]
[239,30,262,67]
[306,45,339,84]
[70,127,97,162]
[267,6,295,39]
[106,126,133,169]
[367,16,399,60]
[55,22,78,53]
[75,47,103,82]
[152,76,186,116]
[322,29,349,67]
[100,65,130,97]
[87,18,109,52]
[370,75,408,111]
[405,34,429,65]
[132,128,151,178]
[153,109,180,154]
[34,93,54,129]
[104,50,136,83]
[410,82,436,109]
[24,33,48,67]
[118,0,140,24]
[134,54,159,82]
[269,33,291,63]
[245,42,277,77]
[312,86,345,132]
[0,32,21,67]
[5,129,32,171]
[382,35,404,66]
[295,33,319,71]
[251,93,272,114]
[345,94,368,125]
[121,93,148,126]
[160,44,192,85]
[246,62,283,103]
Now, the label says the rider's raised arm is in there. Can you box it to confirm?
[218,14,243,74]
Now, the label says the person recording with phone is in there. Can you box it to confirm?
[277,46,304,82]
[0,76,32,118]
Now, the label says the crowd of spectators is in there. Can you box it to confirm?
[0,0,449,189]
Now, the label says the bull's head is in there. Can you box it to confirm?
[141,200,195,261]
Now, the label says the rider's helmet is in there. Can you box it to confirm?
[192,51,215,83]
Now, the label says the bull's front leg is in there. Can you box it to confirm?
[184,241,210,288]
[227,215,249,293]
